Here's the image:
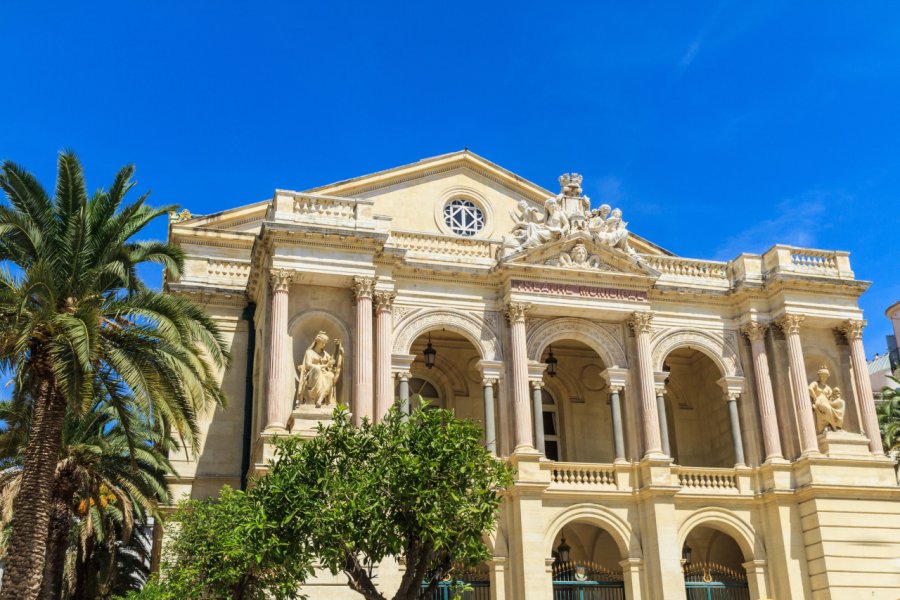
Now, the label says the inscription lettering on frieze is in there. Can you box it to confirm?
[511,280,647,302]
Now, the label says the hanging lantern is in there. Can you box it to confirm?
[556,536,571,563]
[545,345,558,377]
[682,544,693,565]
[423,332,436,369]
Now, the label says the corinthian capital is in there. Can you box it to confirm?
[373,291,396,312]
[775,313,805,335]
[627,311,653,334]
[268,269,293,292]
[740,321,768,343]
[838,319,866,341]
[351,276,375,300]
[505,302,531,323]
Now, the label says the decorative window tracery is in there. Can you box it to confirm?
[443,199,485,237]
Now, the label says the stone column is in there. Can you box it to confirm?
[602,368,629,463]
[776,314,819,454]
[741,322,784,461]
[352,277,375,426]
[507,302,534,450]
[397,371,410,417]
[653,372,671,457]
[265,269,292,432]
[482,378,497,455]
[531,380,545,456]
[373,290,395,422]
[628,312,663,456]
[839,319,883,453]
[726,391,746,466]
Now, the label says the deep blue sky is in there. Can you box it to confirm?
[2,1,899,354]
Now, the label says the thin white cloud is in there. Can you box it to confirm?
[713,192,840,260]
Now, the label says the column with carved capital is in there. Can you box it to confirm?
[507,302,534,450]
[373,291,395,422]
[396,371,410,417]
[265,269,292,432]
[741,322,784,460]
[609,385,626,462]
[725,391,746,466]
[653,373,671,457]
[628,312,663,456]
[531,380,545,456]
[482,378,497,455]
[352,277,375,425]
[776,314,818,454]
[839,320,882,453]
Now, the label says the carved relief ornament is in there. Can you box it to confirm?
[776,313,805,335]
[627,311,654,334]
[373,291,396,312]
[544,243,616,272]
[740,322,768,343]
[505,302,531,323]
[268,269,294,292]
[837,319,866,341]
[351,276,376,300]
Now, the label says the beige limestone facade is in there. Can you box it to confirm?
[165,151,900,599]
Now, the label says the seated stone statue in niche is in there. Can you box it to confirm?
[808,365,845,432]
[295,331,344,408]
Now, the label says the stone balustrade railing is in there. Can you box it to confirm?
[271,191,388,233]
[388,231,500,264]
[640,255,730,281]
[673,466,739,492]
[208,259,251,282]
[788,248,839,274]
[548,462,617,489]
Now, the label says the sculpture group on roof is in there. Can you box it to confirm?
[501,173,635,258]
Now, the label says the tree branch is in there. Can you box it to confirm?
[343,550,386,600]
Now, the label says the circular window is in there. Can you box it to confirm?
[443,199,485,237]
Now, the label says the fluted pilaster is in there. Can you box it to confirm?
[265,269,292,432]
[628,312,663,456]
[776,314,818,454]
[839,319,882,453]
[352,277,375,425]
[507,302,533,450]
[741,322,783,461]
[373,290,395,422]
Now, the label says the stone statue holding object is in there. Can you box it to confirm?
[808,365,845,432]
[295,331,344,408]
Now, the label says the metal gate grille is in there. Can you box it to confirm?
[552,561,626,600]
[421,567,490,600]
[683,562,749,600]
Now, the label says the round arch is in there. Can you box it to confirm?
[393,309,502,361]
[544,503,639,559]
[526,318,627,368]
[288,308,351,346]
[677,507,763,562]
[650,329,741,377]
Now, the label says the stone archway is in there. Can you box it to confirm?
[393,308,502,361]
[650,328,742,377]
[526,318,627,368]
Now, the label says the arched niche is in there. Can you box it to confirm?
[526,318,627,368]
[544,503,639,560]
[288,309,352,407]
[677,507,763,563]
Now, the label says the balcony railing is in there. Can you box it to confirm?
[547,462,617,490]
[672,466,739,492]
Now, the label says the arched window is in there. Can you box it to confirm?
[395,377,441,411]
[542,389,560,461]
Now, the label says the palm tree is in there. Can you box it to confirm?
[0,152,229,600]
[0,393,176,600]
[877,376,900,453]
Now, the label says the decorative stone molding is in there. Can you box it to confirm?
[740,321,768,343]
[505,302,531,323]
[650,328,742,377]
[627,312,654,334]
[268,268,293,292]
[544,243,618,271]
[525,317,628,368]
[393,309,503,361]
[775,313,805,335]
[482,377,498,387]
[530,379,544,391]
[373,290,396,312]
[837,319,866,340]
[351,276,375,300]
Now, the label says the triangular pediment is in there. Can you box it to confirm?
[502,232,657,277]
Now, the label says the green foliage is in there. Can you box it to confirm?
[877,376,900,453]
[252,404,515,600]
[138,486,311,600]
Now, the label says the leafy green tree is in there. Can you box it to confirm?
[139,486,311,600]
[877,376,900,453]
[252,404,515,600]
[0,152,229,600]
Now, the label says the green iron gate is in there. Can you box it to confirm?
[421,567,490,600]
[552,561,626,600]
[683,562,750,600]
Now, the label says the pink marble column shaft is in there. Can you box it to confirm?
[507,302,534,450]
[628,312,663,456]
[841,320,883,453]
[353,277,375,426]
[265,269,292,432]
[777,314,819,454]
[373,291,395,422]
[741,322,784,460]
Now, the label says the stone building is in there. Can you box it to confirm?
[165,151,900,599]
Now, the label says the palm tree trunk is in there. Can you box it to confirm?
[0,366,67,600]
[72,534,94,600]
[39,483,75,600]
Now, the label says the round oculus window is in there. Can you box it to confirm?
[443,199,485,237]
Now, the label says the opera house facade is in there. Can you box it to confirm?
[165,151,900,599]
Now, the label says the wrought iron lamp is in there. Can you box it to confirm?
[556,536,571,563]
[682,544,692,565]
[545,345,558,377]
[423,332,436,369]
